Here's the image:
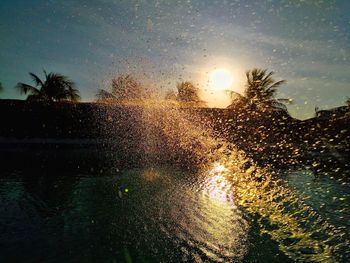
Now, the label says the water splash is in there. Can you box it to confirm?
[101,101,349,262]
[133,103,349,262]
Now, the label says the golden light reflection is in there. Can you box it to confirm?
[203,175,232,203]
[168,163,248,261]
[203,163,233,203]
[210,162,227,174]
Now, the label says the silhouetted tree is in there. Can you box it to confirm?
[228,68,291,114]
[96,74,150,102]
[16,70,80,102]
[176,81,200,102]
[346,98,350,108]
[0,82,3,95]
[163,81,206,107]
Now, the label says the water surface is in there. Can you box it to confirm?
[0,150,349,262]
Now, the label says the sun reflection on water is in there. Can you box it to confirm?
[166,163,249,261]
[203,162,233,203]
[210,162,227,174]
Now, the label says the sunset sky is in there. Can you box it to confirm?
[1,0,349,119]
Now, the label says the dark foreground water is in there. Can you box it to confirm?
[0,149,349,262]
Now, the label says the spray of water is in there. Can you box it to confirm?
[98,100,349,262]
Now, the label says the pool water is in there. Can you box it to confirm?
[0,150,349,262]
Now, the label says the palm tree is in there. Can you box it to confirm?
[176,81,201,102]
[227,68,291,113]
[176,81,206,107]
[16,70,80,102]
[96,74,149,102]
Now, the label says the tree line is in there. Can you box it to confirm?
[2,68,348,117]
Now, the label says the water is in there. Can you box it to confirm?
[0,150,349,262]
[0,163,252,262]
[1,107,349,262]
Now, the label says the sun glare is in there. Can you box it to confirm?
[209,68,234,90]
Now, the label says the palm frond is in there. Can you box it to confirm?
[69,88,81,101]
[17,71,80,102]
[262,71,274,82]
[233,68,291,116]
[43,69,48,79]
[226,90,249,109]
[269,100,288,112]
[42,72,78,101]
[267,80,287,91]
[29,72,43,87]
[225,90,245,101]
[15,83,41,95]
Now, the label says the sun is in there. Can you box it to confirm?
[209,68,234,90]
